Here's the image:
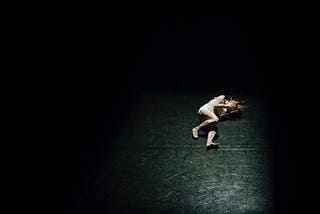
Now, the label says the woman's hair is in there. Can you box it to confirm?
[224,97,246,118]
[228,97,246,112]
[214,96,246,119]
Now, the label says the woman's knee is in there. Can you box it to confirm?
[208,130,217,136]
[208,117,219,123]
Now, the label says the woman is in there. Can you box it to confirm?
[192,95,244,149]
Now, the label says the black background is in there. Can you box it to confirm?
[19,7,312,213]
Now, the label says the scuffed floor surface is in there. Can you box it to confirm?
[68,92,274,214]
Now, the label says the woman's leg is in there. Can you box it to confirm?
[206,130,218,147]
[192,109,219,139]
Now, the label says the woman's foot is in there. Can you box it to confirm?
[206,142,218,147]
[206,143,219,150]
[192,128,199,139]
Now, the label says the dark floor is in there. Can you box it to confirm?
[65,91,276,214]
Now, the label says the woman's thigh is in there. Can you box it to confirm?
[198,108,218,122]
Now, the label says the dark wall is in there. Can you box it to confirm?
[128,14,266,94]
[96,12,274,95]
[53,11,281,95]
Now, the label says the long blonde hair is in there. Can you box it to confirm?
[228,97,246,113]
[214,97,246,119]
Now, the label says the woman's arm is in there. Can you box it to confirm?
[214,104,233,110]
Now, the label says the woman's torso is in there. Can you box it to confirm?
[198,99,228,116]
